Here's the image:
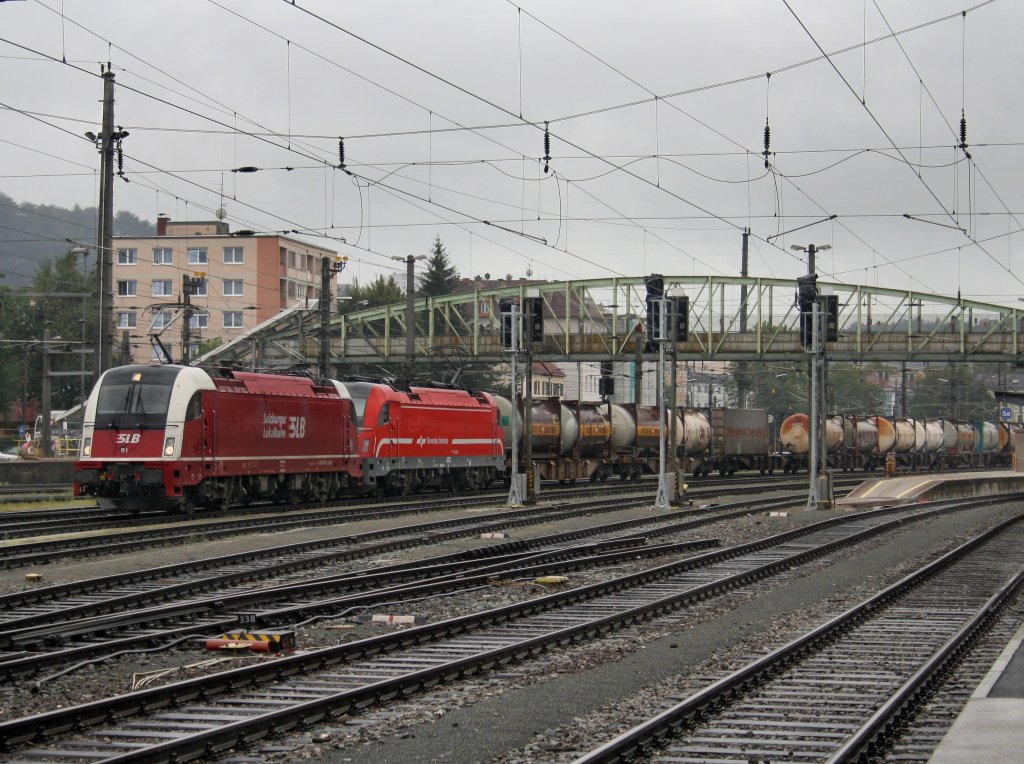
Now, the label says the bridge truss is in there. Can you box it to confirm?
[199,276,1024,373]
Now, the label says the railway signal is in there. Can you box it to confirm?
[822,294,839,342]
[499,298,518,351]
[522,296,544,347]
[669,296,689,342]
[645,273,664,343]
[796,274,817,348]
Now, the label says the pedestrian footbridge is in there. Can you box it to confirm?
[199,276,1024,373]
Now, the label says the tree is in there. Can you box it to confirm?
[734,360,808,425]
[417,236,460,297]
[909,365,994,420]
[827,365,888,415]
[337,274,404,313]
[0,250,95,424]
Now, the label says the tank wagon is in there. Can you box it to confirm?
[779,412,1018,472]
[492,396,681,482]
[495,396,775,481]
[74,365,505,513]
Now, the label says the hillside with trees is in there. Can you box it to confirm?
[0,192,152,288]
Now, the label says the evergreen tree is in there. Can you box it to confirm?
[417,236,460,297]
[338,274,404,313]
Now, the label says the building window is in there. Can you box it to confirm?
[190,277,208,297]
[117,311,137,329]
[152,311,172,329]
[189,314,209,329]
[188,248,208,265]
[224,246,244,264]
[153,279,173,297]
[223,279,243,296]
[296,283,307,302]
[287,250,297,268]
[117,280,136,297]
[117,248,137,265]
[153,248,172,265]
[224,311,243,328]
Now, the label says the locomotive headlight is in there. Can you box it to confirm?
[163,437,176,457]
[82,437,92,457]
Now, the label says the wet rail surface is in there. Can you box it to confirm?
[571,513,1024,764]
[0,493,802,679]
[0,474,860,550]
[0,497,1000,762]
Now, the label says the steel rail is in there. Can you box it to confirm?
[0,496,1003,760]
[0,493,806,677]
[0,474,825,568]
[571,512,1024,764]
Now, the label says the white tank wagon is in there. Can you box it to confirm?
[777,412,1016,472]
[493,395,684,483]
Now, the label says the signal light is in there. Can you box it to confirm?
[822,294,839,342]
[522,296,544,347]
[499,297,516,351]
[796,274,818,348]
[645,273,664,343]
[670,296,689,342]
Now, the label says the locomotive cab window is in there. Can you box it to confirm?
[93,366,179,430]
[185,392,202,420]
[378,403,390,425]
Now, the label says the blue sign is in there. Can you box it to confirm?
[1000,407,1013,422]
[17,424,25,437]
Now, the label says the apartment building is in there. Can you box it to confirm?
[112,216,338,360]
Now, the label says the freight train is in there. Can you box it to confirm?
[496,397,1016,480]
[778,413,1018,472]
[73,363,1013,513]
[494,396,776,481]
[73,364,504,513]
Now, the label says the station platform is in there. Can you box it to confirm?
[836,470,1024,508]
[929,620,1024,762]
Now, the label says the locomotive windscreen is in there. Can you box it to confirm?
[93,365,179,430]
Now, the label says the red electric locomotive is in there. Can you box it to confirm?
[341,380,504,495]
[74,364,360,512]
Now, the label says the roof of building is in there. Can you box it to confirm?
[532,361,565,377]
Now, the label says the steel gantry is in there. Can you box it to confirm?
[197,276,1024,372]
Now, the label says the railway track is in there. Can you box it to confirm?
[0,493,802,680]
[0,475,840,567]
[0,495,1007,762]
[572,513,1024,764]
[0,485,74,508]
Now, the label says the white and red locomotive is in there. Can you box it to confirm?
[74,364,504,513]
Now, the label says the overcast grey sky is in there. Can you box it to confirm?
[2,0,1023,305]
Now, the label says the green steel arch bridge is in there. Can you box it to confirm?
[198,276,1024,373]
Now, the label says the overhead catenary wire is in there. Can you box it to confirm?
[2,0,1017,301]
